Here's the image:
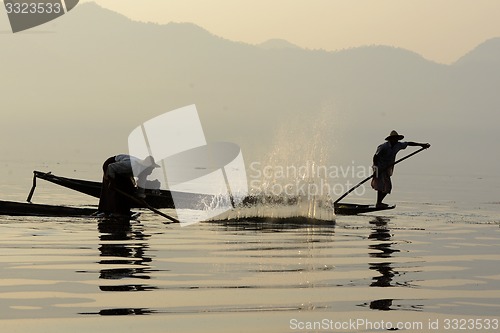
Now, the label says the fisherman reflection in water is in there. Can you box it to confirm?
[90,219,158,316]
[96,154,160,218]
[372,130,430,208]
[364,217,423,312]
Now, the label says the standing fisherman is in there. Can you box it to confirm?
[372,130,430,207]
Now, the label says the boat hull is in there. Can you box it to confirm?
[334,203,396,215]
[0,200,96,217]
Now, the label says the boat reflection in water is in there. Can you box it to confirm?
[95,218,157,316]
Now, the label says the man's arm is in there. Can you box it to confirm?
[407,142,431,149]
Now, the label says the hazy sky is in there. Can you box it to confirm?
[82,0,500,64]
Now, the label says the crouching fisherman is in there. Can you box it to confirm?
[95,154,160,217]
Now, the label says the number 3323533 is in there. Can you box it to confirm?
[5,2,63,14]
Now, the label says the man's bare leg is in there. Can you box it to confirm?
[376,191,388,207]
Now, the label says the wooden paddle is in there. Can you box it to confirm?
[333,146,428,204]
[114,187,179,223]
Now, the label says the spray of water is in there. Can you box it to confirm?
[209,106,337,222]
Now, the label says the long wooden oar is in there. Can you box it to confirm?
[114,187,179,223]
[333,146,428,204]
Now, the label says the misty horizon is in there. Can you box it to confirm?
[0,2,498,181]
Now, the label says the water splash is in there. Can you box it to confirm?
[208,107,337,222]
[208,198,335,223]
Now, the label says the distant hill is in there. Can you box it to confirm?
[258,39,301,50]
[454,37,500,67]
[0,2,498,175]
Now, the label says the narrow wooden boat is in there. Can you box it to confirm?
[28,171,211,209]
[0,200,96,217]
[334,203,396,215]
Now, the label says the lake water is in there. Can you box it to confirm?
[0,162,499,332]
